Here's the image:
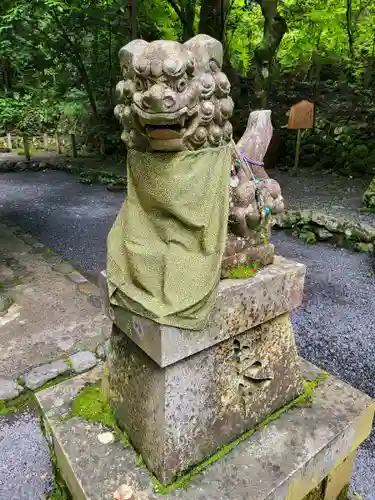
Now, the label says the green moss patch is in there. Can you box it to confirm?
[226,265,258,279]
[0,391,36,417]
[71,383,129,446]
[154,371,328,494]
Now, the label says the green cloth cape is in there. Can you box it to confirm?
[107,146,231,330]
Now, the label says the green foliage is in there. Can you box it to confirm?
[2,0,375,160]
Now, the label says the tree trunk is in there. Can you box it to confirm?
[70,134,77,158]
[51,10,100,125]
[22,134,30,161]
[182,2,196,41]
[199,0,228,43]
[167,0,196,41]
[130,0,137,39]
[253,0,287,109]
[56,135,62,154]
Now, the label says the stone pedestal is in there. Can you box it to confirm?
[36,361,375,500]
[100,257,306,484]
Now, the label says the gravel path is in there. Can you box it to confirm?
[0,170,124,280]
[272,230,375,498]
[0,410,52,500]
[1,170,375,498]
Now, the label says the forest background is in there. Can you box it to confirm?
[1,0,375,174]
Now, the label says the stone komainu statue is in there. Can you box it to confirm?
[114,34,284,274]
[108,34,285,329]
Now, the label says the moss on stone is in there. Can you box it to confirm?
[154,371,328,495]
[71,383,129,446]
[226,265,258,279]
[0,373,74,417]
[39,373,73,392]
[0,391,36,417]
[40,416,72,500]
[299,228,317,245]
[354,242,373,253]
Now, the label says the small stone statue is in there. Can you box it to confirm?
[108,34,285,329]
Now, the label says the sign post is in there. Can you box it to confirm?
[287,100,314,172]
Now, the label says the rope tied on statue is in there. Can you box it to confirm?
[229,140,269,216]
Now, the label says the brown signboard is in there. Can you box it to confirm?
[288,100,314,129]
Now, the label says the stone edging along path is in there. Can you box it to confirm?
[0,343,110,404]
[0,222,110,406]
[272,209,375,252]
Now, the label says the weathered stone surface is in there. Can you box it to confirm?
[96,340,110,361]
[0,378,24,400]
[221,242,275,277]
[100,258,305,367]
[315,227,333,240]
[0,294,13,315]
[276,210,375,241]
[363,177,375,208]
[0,223,111,378]
[51,262,75,274]
[78,282,98,296]
[115,35,233,152]
[273,209,375,250]
[87,294,102,309]
[107,312,303,484]
[22,359,70,390]
[36,361,375,500]
[66,271,88,284]
[69,351,97,374]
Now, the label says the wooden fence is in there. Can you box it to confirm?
[0,133,79,159]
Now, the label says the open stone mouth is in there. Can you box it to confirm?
[146,123,182,133]
[134,105,199,138]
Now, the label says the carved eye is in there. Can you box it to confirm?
[176,78,187,92]
[134,77,145,92]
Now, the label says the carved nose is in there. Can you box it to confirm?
[141,85,176,111]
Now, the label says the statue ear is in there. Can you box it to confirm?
[183,34,223,73]
[119,40,149,77]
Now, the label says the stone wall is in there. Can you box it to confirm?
[273,209,375,252]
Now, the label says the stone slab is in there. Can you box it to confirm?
[69,351,97,374]
[36,361,375,500]
[99,256,305,367]
[0,223,111,378]
[107,313,303,484]
[22,359,70,390]
[0,378,24,400]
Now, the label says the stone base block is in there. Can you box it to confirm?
[107,312,303,483]
[99,257,306,367]
[36,361,375,500]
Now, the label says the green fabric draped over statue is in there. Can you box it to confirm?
[107,146,231,330]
